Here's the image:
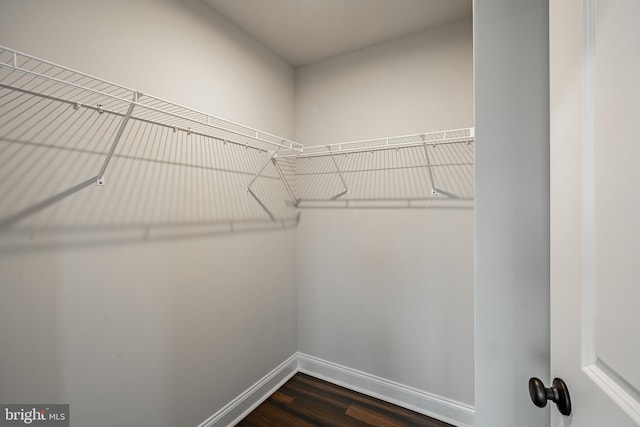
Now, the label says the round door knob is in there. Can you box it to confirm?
[528,377,571,416]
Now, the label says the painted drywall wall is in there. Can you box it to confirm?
[295,18,473,144]
[0,1,297,426]
[294,18,475,406]
[0,0,293,136]
[474,0,550,426]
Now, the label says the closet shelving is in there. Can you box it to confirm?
[0,45,303,239]
[0,47,304,153]
[279,128,473,158]
[278,129,475,208]
[0,46,474,243]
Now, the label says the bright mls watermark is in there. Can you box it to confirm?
[0,405,68,426]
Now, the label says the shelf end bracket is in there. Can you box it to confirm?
[95,93,140,186]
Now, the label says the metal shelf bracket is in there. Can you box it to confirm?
[95,93,140,186]
[421,134,438,195]
[328,145,350,200]
[246,147,282,220]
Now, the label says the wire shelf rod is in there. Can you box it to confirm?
[293,161,473,177]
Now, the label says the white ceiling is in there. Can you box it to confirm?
[203,0,472,66]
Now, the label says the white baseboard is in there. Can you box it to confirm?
[297,353,475,427]
[198,352,475,427]
[196,353,298,427]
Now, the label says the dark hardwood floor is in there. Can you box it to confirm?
[236,373,454,427]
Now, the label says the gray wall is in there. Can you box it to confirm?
[0,1,297,426]
[474,0,550,425]
[0,4,482,424]
[295,18,475,405]
[295,18,474,145]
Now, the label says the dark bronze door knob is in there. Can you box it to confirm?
[528,377,571,416]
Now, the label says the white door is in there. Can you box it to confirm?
[550,0,640,425]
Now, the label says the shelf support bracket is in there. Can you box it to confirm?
[271,157,299,207]
[246,147,281,220]
[421,135,438,195]
[328,146,350,200]
[96,92,140,186]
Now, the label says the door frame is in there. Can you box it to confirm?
[474,0,550,426]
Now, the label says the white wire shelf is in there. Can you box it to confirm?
[0,46,303,153]
[277,128,474,158]
[281,132,475,204]
[0,44,474,241]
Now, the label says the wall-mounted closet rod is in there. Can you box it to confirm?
[295,198,475,210]
[0,46,303,152]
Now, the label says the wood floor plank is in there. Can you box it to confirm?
[240,400,315,427]
[235,373,455,427]
[345,404,405,427]
[282,397,371,427]
[282,377,351,411]
[271,391,295,405]
[290,374,445,426]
